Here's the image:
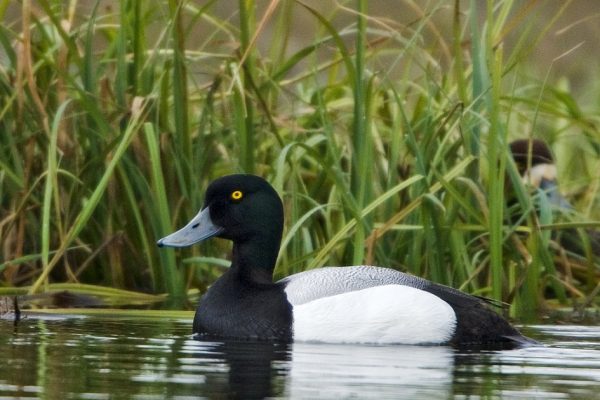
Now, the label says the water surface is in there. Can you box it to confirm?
[1,314,599,399]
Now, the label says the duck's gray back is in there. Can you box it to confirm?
[279,266,429,306]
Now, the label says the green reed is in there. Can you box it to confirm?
[0,1,598,316]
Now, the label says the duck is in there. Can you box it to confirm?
[509,139,600,257]
[509,139,571,209]
[158,174,533,347]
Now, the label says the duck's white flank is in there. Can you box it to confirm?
[291,284,457,345]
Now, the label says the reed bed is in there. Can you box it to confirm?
[1,0,599,318]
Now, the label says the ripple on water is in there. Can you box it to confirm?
[0,317,599,399]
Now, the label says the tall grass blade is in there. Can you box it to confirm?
[40,101,70,286]
[144,123,185,301]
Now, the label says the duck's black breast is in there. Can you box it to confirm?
[193,270,293,341]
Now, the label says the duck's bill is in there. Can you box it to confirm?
[540,178,572,210]
[157,207,223,248]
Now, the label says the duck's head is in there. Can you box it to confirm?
[157,174,284,248]
[509,139,554,176]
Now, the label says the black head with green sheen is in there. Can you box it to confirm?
[157,174,284,249]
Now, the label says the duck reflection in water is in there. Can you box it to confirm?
[190,338,291,399]
[189,339,458,399]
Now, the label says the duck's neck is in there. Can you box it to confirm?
[230,236,280,285]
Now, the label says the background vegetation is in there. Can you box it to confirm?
[1,0,599,319]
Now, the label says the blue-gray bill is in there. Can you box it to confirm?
[157,207,223,247]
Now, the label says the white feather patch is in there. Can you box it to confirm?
[291,284,457,345]
[523,163,557,188]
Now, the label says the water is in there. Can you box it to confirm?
[1,314,599,399]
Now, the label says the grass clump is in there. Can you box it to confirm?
[0,1,599,318]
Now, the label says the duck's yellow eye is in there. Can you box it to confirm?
[231,190,243,201]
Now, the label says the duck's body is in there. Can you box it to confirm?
[283,266,526,345]
[158,174,532,347]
